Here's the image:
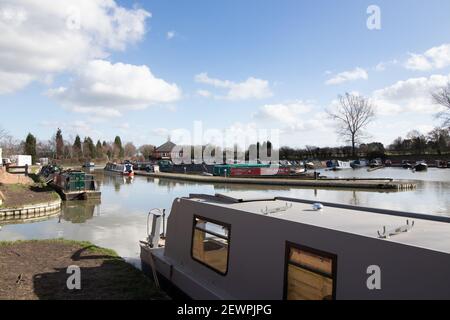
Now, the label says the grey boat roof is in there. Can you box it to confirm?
[185,194,450,254]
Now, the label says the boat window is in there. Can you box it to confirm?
[191,216,230,275]
[285,244,336,300]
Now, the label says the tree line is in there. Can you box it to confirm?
[0,128,157,164]
[278,126,449,161]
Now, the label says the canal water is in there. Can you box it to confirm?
[1,168,449,266]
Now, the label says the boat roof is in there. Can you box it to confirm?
[185,194,450,254]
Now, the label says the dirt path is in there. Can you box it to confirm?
[0,240,167,300]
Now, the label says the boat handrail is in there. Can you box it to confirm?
[276,197,450,224]
[184,194,450,224]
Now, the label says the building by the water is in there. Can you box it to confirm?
[155,140,177,160]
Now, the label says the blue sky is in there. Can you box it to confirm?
[1,0,450,148]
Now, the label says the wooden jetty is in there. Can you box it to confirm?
[134,171,416,191]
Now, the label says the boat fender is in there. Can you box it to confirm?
[312,203,324,211]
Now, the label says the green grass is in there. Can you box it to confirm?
[2,184,28,192]
[0,239,118,257]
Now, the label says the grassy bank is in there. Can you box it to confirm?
[0,183,60,209]
[0,239,168,300]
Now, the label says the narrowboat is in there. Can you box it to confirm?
[305,161,315,170]
[414,161,428,172]
[50,170,101,201]
[83,162,95,168]
[327,160,352,171]
[402,160,413,169]
[213,164,290,177]
[369,159,383,168]
[436,160,449,169]
[351,159,368,169]
[141,194,450,300]
[104,162,134,177]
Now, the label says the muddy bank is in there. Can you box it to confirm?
[0,240,167,300]
[0,184,59,208]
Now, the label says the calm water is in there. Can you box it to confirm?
[1,168,450,266]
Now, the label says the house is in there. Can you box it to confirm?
[155,141,177,160]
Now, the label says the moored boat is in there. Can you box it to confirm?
[104,162,134,177]
[213,163,291,177]
[436,160,450,169]
[414,161,428,172]
[305,161,315,170]
[82,162,95,168]
[329,160,352,170]
[402,160,413,169]
[140,194,450,300]
[369,158,383,168]
[351,159,368,169]
[50,170,101,201]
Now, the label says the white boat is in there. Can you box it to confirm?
[140,194,450,300]
[83,162,95,168]
[104,162,134,176]
[369,159,383,168]
[333,160,352,170]
[351,159,368,169]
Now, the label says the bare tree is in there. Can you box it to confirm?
[138,144,156,160]
[124,142,137,158]
[0,126,7,141]
[328,93,375,157]
[432,83,450,127]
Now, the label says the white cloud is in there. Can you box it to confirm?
[325,67,368,85]
[167,31,175,40]
[0,70,34,94]
[253,101,331,133]
[39,119,102,139]
[195,73,273,100]
[371,74,450,115]
[47,60,182,117]
[253,101,313,125]
[197,89,212,98]
[375,60,398,72]
[0,0,151,94]
[405,44,450,71]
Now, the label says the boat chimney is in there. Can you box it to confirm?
[148,211,163,248]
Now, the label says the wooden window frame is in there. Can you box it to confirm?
[190,215,231,276]
[283,242,338,300]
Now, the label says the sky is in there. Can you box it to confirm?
[1,0,450,149]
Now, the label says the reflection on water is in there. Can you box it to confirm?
[61,200,101,224]
[0,168,449,265]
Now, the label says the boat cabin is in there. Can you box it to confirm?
[51,170,100,201]
[141,194,450,300]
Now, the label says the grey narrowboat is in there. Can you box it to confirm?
[140,194,450,300]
